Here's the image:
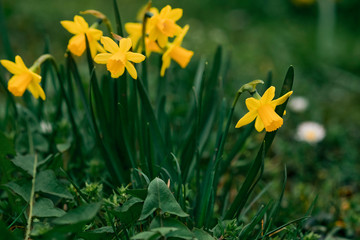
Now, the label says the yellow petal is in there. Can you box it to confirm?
[235,110,257,128]
[1,59,24,75]
[161,52,171,77]
[27,81,46,100]
[74,15,89,31]
[168,8,183,21]
[125,61,137,79]
[160,5,172,16]
[30,71,42,83]
[61,20,81,34]
[245,98,260,111]
[101,36,119,54]
[126,52,145,63]
[125,22,142,36]
[270,91,293,107]
[157,34,168,48]
[88,28,103,40]
[254,116,264,132]
[260,86,275,104]
[174,25,189,46]
[119,38,132,53]
[15,56,29,71]
[94,53,112,64]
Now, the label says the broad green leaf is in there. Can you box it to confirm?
[35,170,73,199]
[11,154,35,177]
[4,181,31,202]
[33,198,66,218]
[139,178,188,220]
[193,228,215,240]
[131,231,161,240]
[78,226,114,240]
[150,216,194,240]
[52,202,102,225]
[112,197,143,226]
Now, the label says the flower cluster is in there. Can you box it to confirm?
[125,4,194,76]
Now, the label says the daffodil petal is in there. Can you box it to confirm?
[168,8,183,21]
[254,116,265,132]
[30,72,42,83]
[261,86,275,104]
[0,59,24,75]
[74,15,89,30]
[245,98,260,111]
[94,53,112,64]
[61,20,81,34]
[157,34,168,48]
[119,38,132,53]
[125,61,137,79]
[161,52,171,77]
[235,110,257,128]
[271,91,293,107]
[160,5,171,16]
[88,28,103,40]
[126,52,145,63]
[15,56,28,71]
[27,81,45,100]
[125,22,142,36]
[101,36,119,54]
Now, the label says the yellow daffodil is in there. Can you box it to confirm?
[124,22,161,56]
[94,37,145,79]
[235,86,293,132]
[148,5,183,48]
[0,56,45,100]
[160,25,193,77]
[61,15,103,57]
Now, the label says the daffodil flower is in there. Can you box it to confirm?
[235,86,293,132]
[0,56,45,100]
[124,22,161,56]
[94,37,146,79]
[160,25,193,77]
[61,15,104,57]
[148,5,183,48]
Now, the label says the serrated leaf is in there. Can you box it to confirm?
[33,198,66,218]
[52,202,102,225]
[35,170,73,199]
[139,178,188,220]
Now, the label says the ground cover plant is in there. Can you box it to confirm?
[1,0,360,239]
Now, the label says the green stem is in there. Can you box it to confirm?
[25,154,38,240]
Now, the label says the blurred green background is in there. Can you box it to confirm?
[1,0,360,237]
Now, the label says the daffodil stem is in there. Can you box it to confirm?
[25,153,38,240]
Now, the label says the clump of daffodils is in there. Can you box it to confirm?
[296,121,326,144]
[125,4,194,76]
